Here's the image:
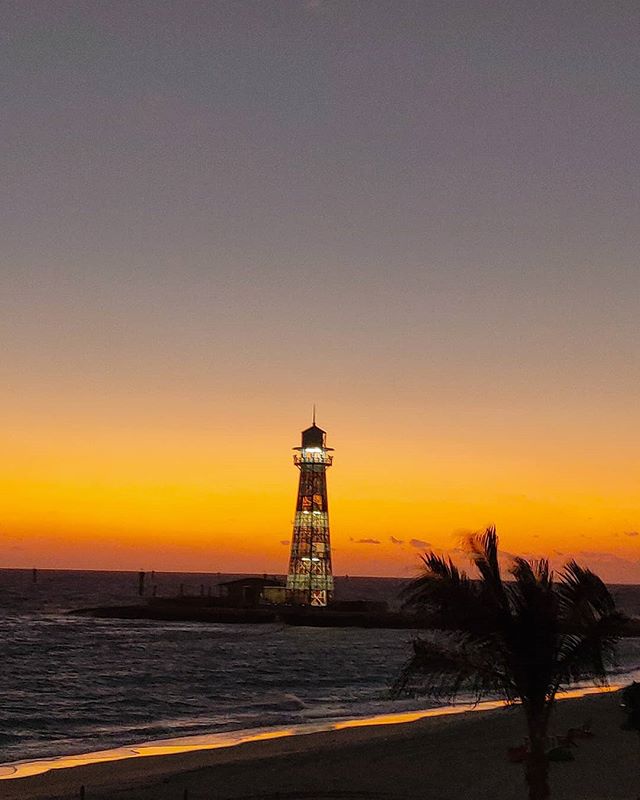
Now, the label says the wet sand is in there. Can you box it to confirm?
[3,690,638,800]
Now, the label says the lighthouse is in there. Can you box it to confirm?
[286,416,334,606]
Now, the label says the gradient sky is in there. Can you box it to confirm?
[2,1,639,581]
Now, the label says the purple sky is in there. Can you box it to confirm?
[2,2,640,577]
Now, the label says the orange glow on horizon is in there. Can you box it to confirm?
[0,400,640,582]
[2,396,639,582]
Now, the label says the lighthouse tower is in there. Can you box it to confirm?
[286,416,334,606]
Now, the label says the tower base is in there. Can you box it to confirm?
[287,588,332,607]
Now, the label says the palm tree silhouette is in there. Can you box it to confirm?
[395,526,625,800]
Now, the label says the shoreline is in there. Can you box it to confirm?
[0,685,621,787]
[0,698,511,781]
[2,687,637,800]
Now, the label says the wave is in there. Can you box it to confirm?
[2,570,639,765]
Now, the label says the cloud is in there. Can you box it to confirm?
[350,537,381,545]
[624,531,639,537]
[390,536,404,546]
[279,540,290,546]
[409,538,431,549]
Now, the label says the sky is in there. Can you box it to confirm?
[2,1,639,581]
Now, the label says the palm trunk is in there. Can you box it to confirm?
[525,710,550,800]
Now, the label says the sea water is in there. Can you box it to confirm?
[1,569,639,765]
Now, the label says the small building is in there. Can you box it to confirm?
[218,576,285,608]
[262,585,288,605]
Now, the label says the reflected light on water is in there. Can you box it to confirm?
[0,684,618,781]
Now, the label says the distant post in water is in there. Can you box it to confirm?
[138,570,145,597]
[286,414,334,607]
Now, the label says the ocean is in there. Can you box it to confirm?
[2,569,639,767]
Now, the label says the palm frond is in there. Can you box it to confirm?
[552,560,626,688]
[555,615,625,686]
[557,561,620,625]
[511,557,553,589]
[467,526,511,615]
[393,633,516,704]
[401,552,475,614]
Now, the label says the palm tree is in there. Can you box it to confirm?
[394,527,625,800]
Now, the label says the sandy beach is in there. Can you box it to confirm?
[3,690,638,800]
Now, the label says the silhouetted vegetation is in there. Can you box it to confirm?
[621,681,640,734]
[394,526,626,800]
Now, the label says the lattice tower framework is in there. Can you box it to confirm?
[286,421,334,606]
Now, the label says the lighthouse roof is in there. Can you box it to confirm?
[301,423,326,448]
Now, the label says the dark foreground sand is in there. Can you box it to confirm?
[3,691,639,800]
